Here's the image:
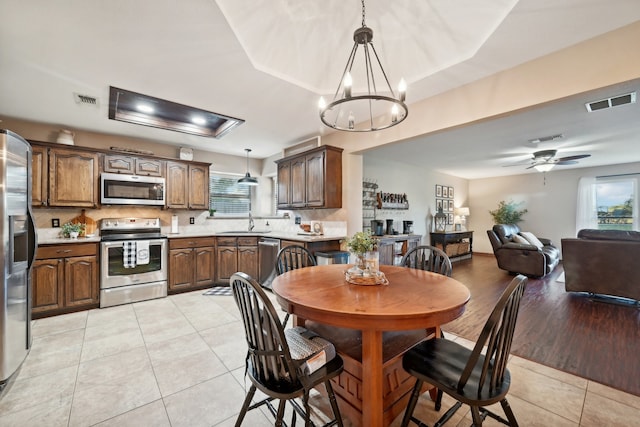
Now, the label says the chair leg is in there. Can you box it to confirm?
[325,379,344,427]
[275,399,287,427]
[435,388,443,411]
[470,406,483,426]
[235,385,257,427]
[400,379,424,427]
[302,392,311,427]
[500,398,519,427]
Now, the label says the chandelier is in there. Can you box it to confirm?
[319,0,408,132]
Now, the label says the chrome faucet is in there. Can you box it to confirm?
[248,212,255,231]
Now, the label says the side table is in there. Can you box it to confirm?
[430,230,473,261]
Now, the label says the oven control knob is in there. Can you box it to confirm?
[103,221,110,227]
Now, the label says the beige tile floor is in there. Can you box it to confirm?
[1,289,639,427]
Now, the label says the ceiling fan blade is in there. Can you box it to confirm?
[555,160,579,166]
[557,154,591,162]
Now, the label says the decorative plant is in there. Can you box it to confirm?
[61,222,84,238]
[346,230,375,256]
[346,230,376,271]
[489,200,528,225]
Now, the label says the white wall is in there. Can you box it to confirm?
[470,161,640,254]
[364,156,469,243]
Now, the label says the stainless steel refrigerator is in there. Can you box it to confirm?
[0,129,37,390]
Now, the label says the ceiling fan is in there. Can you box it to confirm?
[509,149,591,172]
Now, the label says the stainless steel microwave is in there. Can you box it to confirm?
[100,173,165,206]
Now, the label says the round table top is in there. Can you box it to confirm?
[271,264,471,331]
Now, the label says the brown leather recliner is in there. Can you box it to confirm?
[487,224,560,277]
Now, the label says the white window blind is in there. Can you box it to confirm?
[209,173,250,214]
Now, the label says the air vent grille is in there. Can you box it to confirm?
[586,92,636,112]
[74,93,99,107]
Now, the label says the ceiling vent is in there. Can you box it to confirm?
[73,92,99,107]
[586,92,636,112]
[528,133,564,144]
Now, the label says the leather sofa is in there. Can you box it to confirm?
[487,224,560,277]
[561,229,640,301]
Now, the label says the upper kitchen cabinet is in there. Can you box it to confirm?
[31,145,48,207]
[275,145,343,209]
[166,161,210,209]
[103,153,164,177]
[48,147,99,208]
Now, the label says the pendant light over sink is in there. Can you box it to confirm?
[238,148,258,186]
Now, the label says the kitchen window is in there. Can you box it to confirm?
[209,173,250,215]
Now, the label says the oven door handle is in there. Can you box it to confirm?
[101,239,166,249]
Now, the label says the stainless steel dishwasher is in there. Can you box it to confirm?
[258,237,280,289]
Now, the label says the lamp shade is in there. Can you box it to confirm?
[455,207,470,217]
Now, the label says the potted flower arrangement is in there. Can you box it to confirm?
[61,222,84,239]
[346,230,376,272]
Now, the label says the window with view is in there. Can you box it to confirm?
[596,177,636,231]
[209,173,250,215]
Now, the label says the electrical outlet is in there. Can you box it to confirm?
[295,216,301,225]
[189,217,195,224]
[52,218,60,227]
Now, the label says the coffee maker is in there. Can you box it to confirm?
[386,219,395,235]
[403,220,414,234]
[371,220,384,236]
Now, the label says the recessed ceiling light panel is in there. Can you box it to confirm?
[108,86,244,138]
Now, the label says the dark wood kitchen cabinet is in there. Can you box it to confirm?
[31,144,48,207]
[166,161,209,209]
[168,237,215,293]
[32,243,99,318]
[216,236,258,284]
[103,153,164,177]
[48,148,99,208]
[275,145,343,209]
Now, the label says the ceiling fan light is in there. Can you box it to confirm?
[534,163,555,172]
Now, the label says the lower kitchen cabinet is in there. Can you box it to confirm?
[169,237,215,293]
[32,243,99,318]
[216,236,258,284]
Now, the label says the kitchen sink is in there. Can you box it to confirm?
[218,230,271,234]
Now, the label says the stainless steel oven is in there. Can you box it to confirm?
[100,217,167,308]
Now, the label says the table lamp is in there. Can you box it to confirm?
[455,207,470,230]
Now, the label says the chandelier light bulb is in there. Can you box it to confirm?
[343,72,353,98]
[391,104,399,123]
[318,97,326,110]
[398,78,407,102]
[348,111,355,130]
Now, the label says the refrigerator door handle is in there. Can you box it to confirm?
[26,211,37,269]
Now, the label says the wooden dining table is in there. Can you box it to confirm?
[271,264,471,427]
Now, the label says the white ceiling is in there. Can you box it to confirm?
[1,0,639,179]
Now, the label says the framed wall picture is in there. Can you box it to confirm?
[436,184,442,197]
[436,199,443,211]
[448,200,455,212]
[449,187,455,199]
[448,213,454,224]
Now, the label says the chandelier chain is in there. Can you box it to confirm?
[361,0,366,27]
